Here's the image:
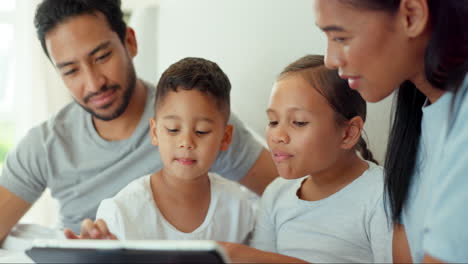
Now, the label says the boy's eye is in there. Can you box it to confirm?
[166,128,179,133]
[332,37,348,43]
[268,121,278,127]
[293,121,309,127]
[196,130,211,136]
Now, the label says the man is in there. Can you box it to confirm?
[0,0,277,241]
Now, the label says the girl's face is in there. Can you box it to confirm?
[266,74,346,179]
[313,0,426,102]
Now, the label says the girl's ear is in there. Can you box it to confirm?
[341,116,364,150]
[149,118,159,146]
[220,124,234,151]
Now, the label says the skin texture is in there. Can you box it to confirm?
[314,0,446,262]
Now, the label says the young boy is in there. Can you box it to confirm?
[64,57,256,243]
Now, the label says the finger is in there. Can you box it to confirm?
[94,219,111,239]
[80,218,95,239]
[63,228,80,239]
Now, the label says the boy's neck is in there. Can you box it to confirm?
[93,79,147,141]
[298,153,369,202]
[151,169,211,202]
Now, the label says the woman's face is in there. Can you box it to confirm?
[313,0,425,102]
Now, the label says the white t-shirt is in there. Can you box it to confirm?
[251,162,392,263]
[96,173,256,244]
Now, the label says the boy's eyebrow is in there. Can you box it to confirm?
[162,115,181,120]
[195,117,214,124]
[162,116,214,123]
[55,41,111,69]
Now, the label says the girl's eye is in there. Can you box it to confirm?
[196,131,211,135]
[332,37,347,43]
[293,121,309,127]
[268,121,278,127]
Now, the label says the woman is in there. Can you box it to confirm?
[313,0,467,263]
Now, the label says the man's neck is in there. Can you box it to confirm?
[93,79,147,141]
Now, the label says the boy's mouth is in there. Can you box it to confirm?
[272,150,294,163]
[175,158,197,166]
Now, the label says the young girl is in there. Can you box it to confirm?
[220,55,392,263]
[313,0,467,262]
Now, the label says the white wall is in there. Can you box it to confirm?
[131,0,392,163]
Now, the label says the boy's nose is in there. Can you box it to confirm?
[271,128,290,144]
[178,134,195,149]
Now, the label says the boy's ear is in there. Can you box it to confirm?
[341,116,363,150]
[149,118,159,146]
[220,124,234,151]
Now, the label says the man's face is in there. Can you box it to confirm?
[45,13,137,121]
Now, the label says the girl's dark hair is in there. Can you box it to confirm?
[155,57,231,121]
[34,0,127,58]
[341,0,468,224]
[280,55,378,164]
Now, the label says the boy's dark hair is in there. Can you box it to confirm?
[155,57,231,121]
[279,55,378,165]
[34,0,127,58]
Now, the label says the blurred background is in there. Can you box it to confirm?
[0,0,392,228]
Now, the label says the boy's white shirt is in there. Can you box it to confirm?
[96,173,257,243]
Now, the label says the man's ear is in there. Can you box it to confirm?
[125,27,138,58]
[399,0,430,38]
[149,118,158,147]
[220,125,234,151]
[341,116,364,150]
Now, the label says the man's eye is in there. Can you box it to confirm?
[268,121,278,127]
[332,37,347,43]
[293,121,309,127]
[63,69,78,76]
[96,51,111,62]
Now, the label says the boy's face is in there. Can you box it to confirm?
[150,89,233,181]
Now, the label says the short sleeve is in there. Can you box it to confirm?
[95,199,125,240]
[423,75,468,262]
[0,127,48,204]
[210,113,264,182]
[367,195,393,263]
[251,189,277,252]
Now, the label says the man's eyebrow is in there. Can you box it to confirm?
[55,41,112,69]
[88,41,111,57]
[318,25,346,32]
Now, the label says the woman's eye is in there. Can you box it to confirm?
[293,121,309,127]
[268,121,278,127]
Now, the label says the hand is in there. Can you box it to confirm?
[64,218,117,240]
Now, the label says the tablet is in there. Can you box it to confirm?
[25,239,230,263]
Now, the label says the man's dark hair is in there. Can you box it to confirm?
[155,57,231,121]
[34,0,127,58]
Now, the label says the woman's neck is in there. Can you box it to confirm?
[298,153,369,201]
[411,66,445,104]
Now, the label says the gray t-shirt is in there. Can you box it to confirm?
[0,82,263,232]
[251,162,392,263]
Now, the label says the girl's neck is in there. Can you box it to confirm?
[151,169,211,202]
[298,153,369,201]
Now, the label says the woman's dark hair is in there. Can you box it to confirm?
[280,55,378,164]
[34,0,127,58]
[155,57,231,121]
[341,0,468,224]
